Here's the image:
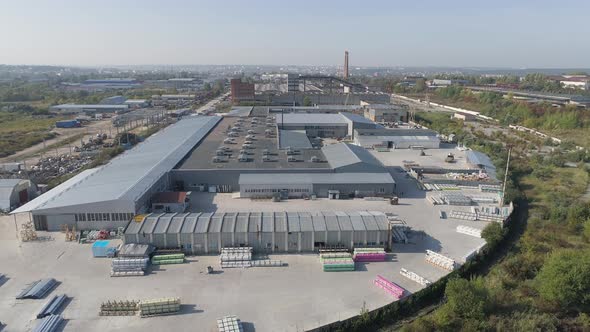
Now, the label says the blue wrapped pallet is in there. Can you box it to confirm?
[92,241,117,258]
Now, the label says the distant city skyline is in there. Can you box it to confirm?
[1,0,589,68]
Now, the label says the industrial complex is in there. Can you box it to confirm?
[6,80,512,331]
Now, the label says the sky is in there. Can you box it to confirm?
[1,0,589,68]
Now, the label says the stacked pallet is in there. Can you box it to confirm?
[456,225,482,238]
[151,254,185,265]
[249,260,284,267]
[111,258,149,277]
[322,258,355,272]
[139,297,181,317]
[353,248,386,262]
[217,315,244,332]
[373,275,404,299]
[220,248,252,269]
[425,250,455,271]
[99,300,139,316]
[319,252,352,261]
[400,268,431,286]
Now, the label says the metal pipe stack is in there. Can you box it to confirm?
[373,275,404,299]
[353,248,387,262]
[111,258,149,277]
[151,253,185,265]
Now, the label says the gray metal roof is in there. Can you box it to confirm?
[195,213,213,233]
[50,104,129,110]
[222,213,237,232]
[13,116,220,214]
[140,214,162,234]
[239,172,394,185]
[153,214,174,234]
[180,213,201,233]
[276,113,347,126]
[348,212,366,231]
[168,213,190,234]
[123,211,389,237]
[236,213,250,233]
[288,214,300,232]
[262,212,274,232]
[321,143,384,170]
[278,130,313,150]
[125,217,146,235]
[339,112,375,125]
[311,214,327,231]
[274,212,287,232]
[298,212,314,232]
[248,213,262,232]
[209,212,225,233]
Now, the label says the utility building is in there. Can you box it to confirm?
[123,211,392,253]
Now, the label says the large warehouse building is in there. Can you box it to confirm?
[13,116,221,231]
[123,211,392,253]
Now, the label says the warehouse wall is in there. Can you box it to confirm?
[313,183,394,197]
[171,168,331,190]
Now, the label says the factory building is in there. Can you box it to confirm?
[363,104,409,123]
[275,112,379,138]
[353,128,440,149]
[123,211,392,253]
[13,116,221,231]
[230,78,255,103]
[0,179,37,212]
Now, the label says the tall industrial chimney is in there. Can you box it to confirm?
[344,51,349,79]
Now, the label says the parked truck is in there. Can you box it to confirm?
[55,120,81,128]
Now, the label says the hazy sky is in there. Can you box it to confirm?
[1,0,589,68]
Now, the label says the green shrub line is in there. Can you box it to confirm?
[309,199,526,332]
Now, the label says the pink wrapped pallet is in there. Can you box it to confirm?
[373,275,404,299]
[354,252,387,262]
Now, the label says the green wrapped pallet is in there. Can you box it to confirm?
[151,258,184,265]
[152,254,185,261]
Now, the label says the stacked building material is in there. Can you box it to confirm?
[322,258,355,272]
[99,300,139,316]
[220,248,253,269]
[425,250,455,271]
[373,275,404,299]
[37,294,68,318]
[400,268,431,286]
[32,314,63,332]
[456,225,482,238]
[111,258,149,277]
[439,193,472,206]
[353,248,387,262]
[319,252,352,261]
[217,315,245,332]
[249,260,284,267]
[118,243,154,258]
[16,278,57,299]
[151,253,185,265]
[138,297,181,317]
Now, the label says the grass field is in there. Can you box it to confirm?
[0,111,66,158]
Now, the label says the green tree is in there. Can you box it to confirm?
[303,96,313,106]
[536,249,590,310]
[481,222,505,248]
[435,278,489,330]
